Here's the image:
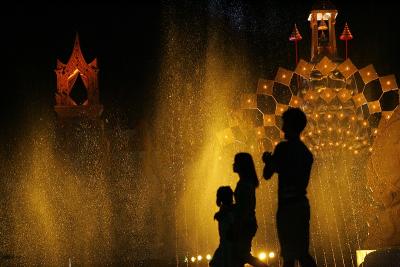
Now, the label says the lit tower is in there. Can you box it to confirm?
[54,33,103,120]
[308,0,338,62]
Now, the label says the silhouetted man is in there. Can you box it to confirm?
[262,108,317,267]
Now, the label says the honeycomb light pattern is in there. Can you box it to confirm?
[221,56,399,155]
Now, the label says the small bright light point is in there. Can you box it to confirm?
[267,118,271,122]
[308,131,312,136]
[367,72,370,76]
[257,131,261,135]
[349,146,353,150]
[363,140,367,145]
[374,129,378,134]
[294,100,298,104]
[282,74,286,78]
[386,81,391,85]
[346,66,349,71]
[317,130,321,134]
[351,116,356,121]
[280,108,284,112]
[197,255,202,261]
[206,254,212,261]
[310,95,314,99]
[315,114,319,118]
[250,145,254,149]
[324,64,327,68]
[346,130,351,135]
[247,99,251,103]
[369,147,373,152]
[263,85,267,89]
[274,141,278,146]
[258,252,267,261]
[191,256,196,262]
[224,135,228,139]
[343,144,347,148]
[354,150,359,154]
[326,93,330,97]
[184,257,188,263]
[328,127,332,131]
[303,67,306,71]
[386,115,391,119]
[335,142,339,146]
[269,252,275,258]
[327,114,332,118]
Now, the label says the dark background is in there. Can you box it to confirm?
[1,1,399,143]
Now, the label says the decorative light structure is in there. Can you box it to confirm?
[289,24,303,65]
[340,22,353,60]
[217,2,400,264]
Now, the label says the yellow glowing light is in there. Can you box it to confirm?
[335,142,339,146]
[274,141,278,146]
[250,145,254,149]
[258,252,267,261]
[280,108,284,112]
[301,136,305,141]
[327,114,332,119]
[308,131,312,136]
[257,131,261,135]
[224,135,228,139]
[315,114,319,118]
[269,252,275,258]
[326,93,330,97]
[363,140,367,145]
[346,130,351,135]
[310,95,314,99]
[372,105,376,109]
[374,129,378,134]
[317,130,321,134]
[349,146,353,150]
[363,121,368,126]
[315,146,319,149]
[329,142,333,146]
[206,254,212,261]
[197,255,202,261]
[267,118,271,122]
[328,127,333,131]
[191,257,196,262]
[369,147,373,152]
[343,144,347,148]
[282,74,286,78]
[346,66,349,71]
[247,99,251,103]
[340,113,344,118]
[386,115,391,119]
[358,97,362,102]
[324,64,327,68]
[367,72,370,76]
[263,85,267,89]
[355,136,359,140]
[303,67,306,71]
[351,116,356,121]
[321,143,325,147]
[338,128,342,133]
[386,81,391,85]
[354,150,359,154]
[294,100,298,104]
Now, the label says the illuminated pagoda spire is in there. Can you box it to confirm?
[54,33,102,119]
[289,24,302,65]
[308,0,338,62]
[340,22,354,59]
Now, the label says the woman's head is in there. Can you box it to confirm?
[233,152,259,187]
[216,186,233,207]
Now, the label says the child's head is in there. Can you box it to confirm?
[282,108,307,139]
[216,186,233,207]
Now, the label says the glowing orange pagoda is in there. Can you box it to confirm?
[54,33,103,119]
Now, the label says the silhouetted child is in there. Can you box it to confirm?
[233,153,268,267]
[262,108,317,267]
[210,186,235,267]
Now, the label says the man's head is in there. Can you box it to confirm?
[282,108,307,140]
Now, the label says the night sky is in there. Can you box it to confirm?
[1,1,399,144]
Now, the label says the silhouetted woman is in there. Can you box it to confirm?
[233,153,268,267]
[210,186,235,267]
